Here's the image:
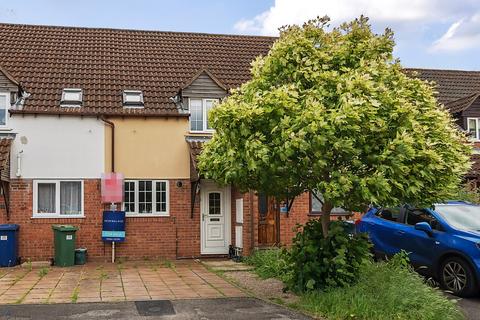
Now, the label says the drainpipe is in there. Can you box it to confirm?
[100,117,115,172]
[15,150,23,177]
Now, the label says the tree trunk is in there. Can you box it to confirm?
[321,202,333,238]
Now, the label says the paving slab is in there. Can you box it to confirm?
[0,260,247,305]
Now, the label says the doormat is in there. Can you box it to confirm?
[135,300,175,316]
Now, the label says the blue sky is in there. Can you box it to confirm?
[1,0,479,70]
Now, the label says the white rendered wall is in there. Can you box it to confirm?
[9,115,104,179]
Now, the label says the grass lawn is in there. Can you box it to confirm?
[245,249,464,320]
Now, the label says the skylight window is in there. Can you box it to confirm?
[61,88,82,106]
[123,90,144,107]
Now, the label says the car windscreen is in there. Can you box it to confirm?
[434,204,480,231]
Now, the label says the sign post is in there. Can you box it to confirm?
[102,210,125,263]
[101,173,125,263]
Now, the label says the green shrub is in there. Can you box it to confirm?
[244,248,290,282]
[287,220,371,292]
[295,252,463,320]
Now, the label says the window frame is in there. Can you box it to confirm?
[309,191,349,215]
[122,179,170,217]
[32,180,84,218]
[123,90,144,108]
[61,88,83,107]
[0,92,10,128]
[467,117,480,141]
[404,207,444,232]
[189,98,218,133]
[375,207,403,223]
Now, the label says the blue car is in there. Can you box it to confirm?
[357,201,480,297]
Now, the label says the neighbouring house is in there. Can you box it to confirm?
[0,23,350,262]
[408,69,480,187]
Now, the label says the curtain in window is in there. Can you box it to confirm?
[38,183,56,213]
[60,182,81,215]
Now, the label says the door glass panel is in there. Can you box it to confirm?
[208,192,221,215]
[258,193,268,217]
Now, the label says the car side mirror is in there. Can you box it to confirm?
[415,222,433,236]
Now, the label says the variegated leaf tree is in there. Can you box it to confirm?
[198,16,471,236]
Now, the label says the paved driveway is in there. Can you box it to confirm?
[0,260,245,304]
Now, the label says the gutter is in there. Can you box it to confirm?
[9,109,189,118]
[100,117,115,172]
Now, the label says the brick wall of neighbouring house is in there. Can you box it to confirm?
[0,179,198,262]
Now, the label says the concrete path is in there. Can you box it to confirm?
[0,260,245,304]
[0,297,311,319]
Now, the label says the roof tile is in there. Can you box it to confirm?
[0,23,275,116]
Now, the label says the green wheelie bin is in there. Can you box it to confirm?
[52,225,78,267]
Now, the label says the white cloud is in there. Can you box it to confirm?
[431,14,480,51]
[234,0,469,36]
[234,0,480,54]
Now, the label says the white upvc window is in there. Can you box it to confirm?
[123,180,169,217]
[0,92,10,128]
[189,98,218,132]
[33,180,84,218]
[467,118,480,141]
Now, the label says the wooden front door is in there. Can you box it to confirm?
[258,195,279,246]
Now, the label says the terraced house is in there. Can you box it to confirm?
[0,23,478,262]
[0,23,337,262]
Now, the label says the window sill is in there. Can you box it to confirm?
[31,215,85,219]
[125,213,170,218]
[189,131,214,135]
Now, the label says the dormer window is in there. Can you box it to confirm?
[467,118,480,141]
[189,98,218,132]
[61,88,82,106]
[123,90,144,107]
[0,92,9,127]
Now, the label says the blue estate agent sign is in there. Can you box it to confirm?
[102,211,126,242]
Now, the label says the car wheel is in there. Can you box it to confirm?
[439,257,478,297]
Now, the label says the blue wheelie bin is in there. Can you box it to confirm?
[0,224,19,267]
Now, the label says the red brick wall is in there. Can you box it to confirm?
[232,191,362,255]
[0,179,364,262]
[0,179,199,262]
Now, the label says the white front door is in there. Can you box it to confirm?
[200,182,231,254]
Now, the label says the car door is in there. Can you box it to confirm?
[366,207,406,257]
[397,208,445,270]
